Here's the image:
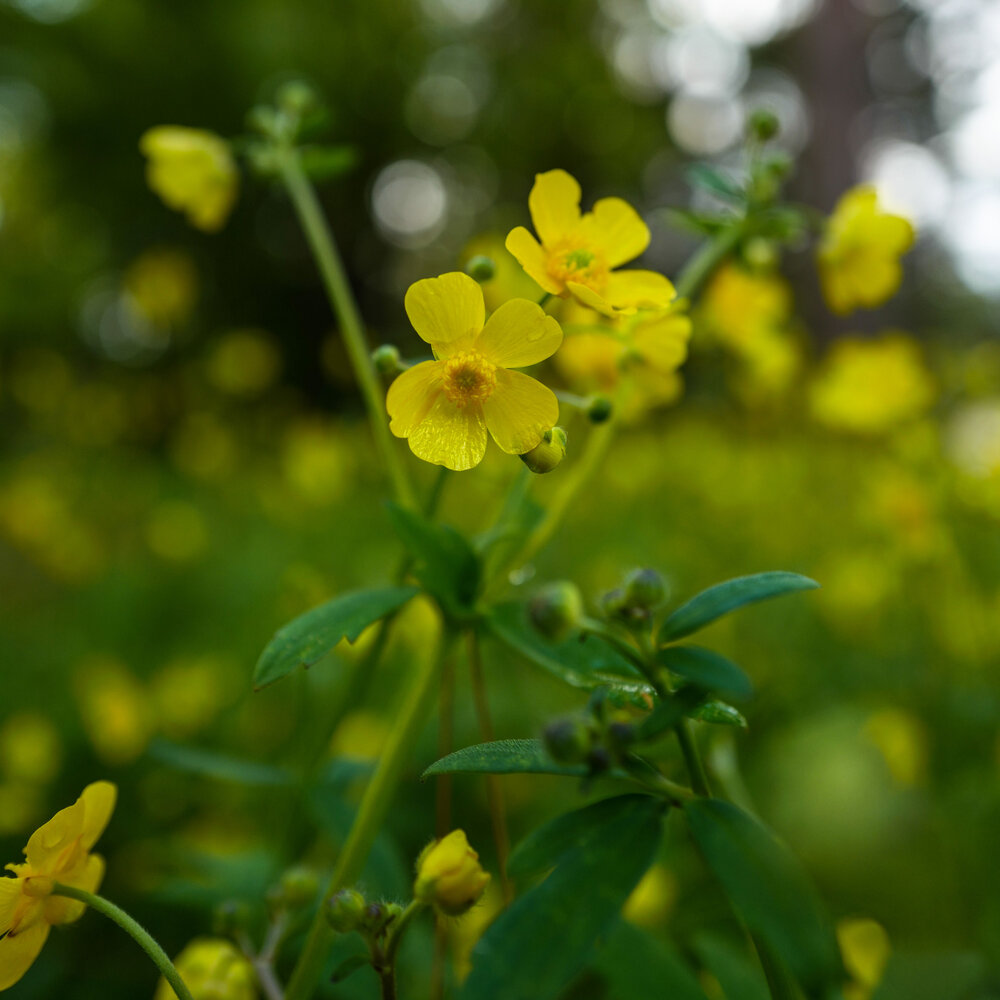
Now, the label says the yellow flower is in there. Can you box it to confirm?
[123,248,198,327]
[140,126,239,232]
[155,938,258,1000]
[837,917,890,1000]
[818,186,914,315]
[506,170,675,316]
[387,272,562,471]
[414,829,490,915]
[698,263,792,348]
[0,781,116,991]
[809,332,936,434]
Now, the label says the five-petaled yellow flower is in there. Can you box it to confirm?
[140,126,239,232]
[0,781,116,991]
[506,169,676,317]
[414,829,490,916]
[817,186,914,316]
[387,272,562,471]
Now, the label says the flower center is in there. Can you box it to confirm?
[441,351,497,407]
[547,242,608,292]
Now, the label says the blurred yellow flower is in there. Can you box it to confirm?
[124,248,198,327]
[414,829,490,915]
[387,272,562,470]
[329,710,389,762]
[622,864,678,928]
[282,421,353,504]
[0,785,42,837]
[449,880,503,983]
[810,333,935,434]
[151,657,238,741]
[74,657,154,765]
[864,708,927,787]
[206,329,282,397]
[0,713,61,785]
[818,186,914,315]
[698,263,792,348]
[506,169,675,316]
[837,917,890,1000]
[0,781,116,991]
[140,126,238,233]
[154,938,257,1000]
[145,500,209,563]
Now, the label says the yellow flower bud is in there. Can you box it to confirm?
[414,830,490,916]
[140,126,239,233]
[519,426,567,474]
[154,938,258,1000]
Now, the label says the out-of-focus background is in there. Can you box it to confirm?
[2,0,999,997]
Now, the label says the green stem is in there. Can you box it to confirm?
[277,147,415,510]
[51,884,194,1000]
[673,224,743,300]
[674,720,711,797]
[383,900,426,974]
[284,628,456,1000]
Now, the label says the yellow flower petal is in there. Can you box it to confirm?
[23,798,86,872]
[0,917,49,990]
[475,299,563,369]
[632,313,691,375]
[528,169,581,248]
[404,273,485,350]
[44,853,104,927]
[79,781,116,852]
[408,395,488,471]
[564,280,616,317]
[578,197,650,268]
[504,228,563,296]
[482,369,559,455]
[605,270,676,312]
[386,361,444,439]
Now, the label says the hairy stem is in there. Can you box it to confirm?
[51,884,193,1000]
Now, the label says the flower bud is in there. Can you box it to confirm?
[154,939,256,1000]
[414,830,490,916]
[279,866,320,908]
[587,395,613,424]
[606,720,635,754]
[542,717,592,764]
[528,580,583,642]
[465,255,497,283]
[748,108,780,141]
[362,902,392,934]
[598,587,628,619]
[326,889,367,933]
[372,344,404,378]
[519,426,567,474]
[623,568,667,610]
[587,746,612,775]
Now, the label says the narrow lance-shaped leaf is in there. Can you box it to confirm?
[656,645,753,701]
[253,585,419,690]
[685,798,843,994]
[595,921,708,1000]
[424,738,629,782]
[660,572,819,642]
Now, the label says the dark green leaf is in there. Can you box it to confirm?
[634,687,706,742]
[459,796,665,1000]
[508,794,653,880]
[330,954,370,983]
[299,143,357,181]
[693,933,770,1000]
[689,700,749,728]
[685,799,842,992]
[657,645,753,700]
[661,572,819,642]
[873,952,986,1000]
[386,502,480,613]
[148,739,295,786]
[687,163,745,203]
[488,602,652,704]
[253,585,418,690]
[595,921,707,1000]
[423,738,629,781]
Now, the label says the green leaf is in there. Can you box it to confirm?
[253,585,419,690]
[148,739,295,786]
[423,738,629,781]
[693,933,770,1000]
[689,700,748,728]
[386,502,480,614]
[595,921,708,1000]
[656,645,753,700]
[687,163,745,203]
[660,572,819,642]
[299,143,357,181]
[488,602,652,704]
[634,687,706,742]
[685,799,842,992]
[329,953,370,983]
[459,796,665,1000]
[508,794,653,880]
[873,952,986,1000]
[664,207,730,237]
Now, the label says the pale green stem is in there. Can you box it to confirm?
[284,629,455,1000]
[673,223,743,300]
[51,884,194,1000]
[277,147,416,510]
[383,899,427,973]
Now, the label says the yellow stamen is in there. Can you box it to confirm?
[441,351,497,407]
[547,241,608,292]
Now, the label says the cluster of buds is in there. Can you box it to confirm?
[528,580,584,642]
[326,889,404,936]
[543,690,638,777]
[598,567,669,629]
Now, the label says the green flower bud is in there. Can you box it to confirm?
[587,746,612,774]
[372,344,403,377]
[326,889,366,933]
[362,902,391,934]
[542,717,592,764]
[606,720,635,754]
[748,109,780,141]
[519,426,567,474]
[279,866,320,908]
[598,587,628,619]
[383,902,404,925]
[465,255,497,282]
[623,568,667,610]
[587,395,613,423]
[528,580,583,642]
[742,237,778,270]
